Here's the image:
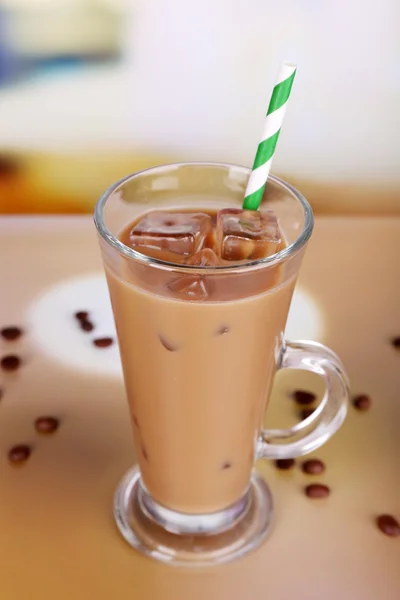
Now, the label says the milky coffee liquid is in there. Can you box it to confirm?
[105,210,296,514]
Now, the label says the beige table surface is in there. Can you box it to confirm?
[0,216,399,600]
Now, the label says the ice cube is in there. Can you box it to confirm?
[158,334,179,352]
[216,208,281,261]
[167,249,219,300]
[129,211,212,258]
[168,275,210,301]
[186,248,221,267]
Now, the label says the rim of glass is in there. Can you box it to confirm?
[94,161,314,272]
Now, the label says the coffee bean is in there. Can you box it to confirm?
[34,416,60,434]
[1,326,23,341]
[390,337,400,349]
[80,320,94,332]
[293,390,316,405]
[8,444,31,464]
[93,337,113,348]
[133,415,140,428]
[1,355,21,371]
[75,311,89,321]
[302,459,326,475]
[305,483,330,498]
[352,394,371,411]
[159,334,179,352]
[222,461,232,470]
[299,407,315,420]
[376,514,400,537]
[275,458,295,470]
[216,325,230,336]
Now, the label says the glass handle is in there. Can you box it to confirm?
[257,340,349,460]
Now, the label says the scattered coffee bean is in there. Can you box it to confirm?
[1,326,23,341]
[34,416,60,435]
[93,337,113,348]
[133,415,140,428]
[159,334,179,352]
[75,311,89,321]
[376,514,400,537]
[222,461,232,470]
[275,458,295,470]
[390,337,400,349]
[302,459,326,475]
[8,444,31,464]
[305,483,330,499]
[299,407,315,420]
[293,390,316,405]
[142,445,149,461]
[216,325,230,336]
[352,394,371,411]
[80,320,94,332]
[1,355,21,371]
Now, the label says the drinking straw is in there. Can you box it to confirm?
[243,62,297,210]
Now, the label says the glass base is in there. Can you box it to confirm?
[114,466,273,567]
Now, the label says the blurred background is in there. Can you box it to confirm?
[0,0,398,215]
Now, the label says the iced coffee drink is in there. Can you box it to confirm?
[106,207,295,514]
[95,162,348,565]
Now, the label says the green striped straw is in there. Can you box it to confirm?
[243,62,297,211]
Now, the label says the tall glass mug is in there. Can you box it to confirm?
[94,163,348,566]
